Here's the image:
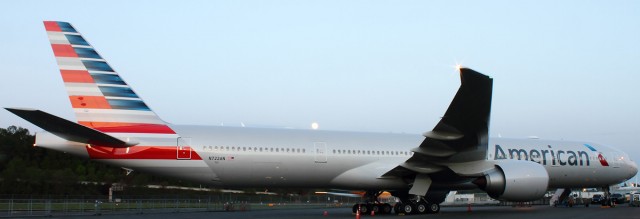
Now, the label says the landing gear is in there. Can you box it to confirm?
[602,186,615,207]
[427,202,441,213]
[396,202,415,214]
[381,203,392,214]
[393,196,440,215]
[351,191,393,215]
[416,202,427,214]
[352,203,393,215]
[351,191,441,215]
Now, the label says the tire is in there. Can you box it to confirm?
[382,203,392,214]
[427,203,440,214]
[352,204,358,213]
[372,205,379,214]
[401,203,414,214]
[416,202,427,214]
[360,204,370,215]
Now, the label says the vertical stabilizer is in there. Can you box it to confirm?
[44,21,175,135]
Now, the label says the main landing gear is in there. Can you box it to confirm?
[393,196,440,215]
[351,191,440,215]
[352,203,393,215]
[352,191,393,215]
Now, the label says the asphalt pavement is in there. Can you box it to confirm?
[35,204,639,219]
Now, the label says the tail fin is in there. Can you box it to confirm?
[44,21,175,135]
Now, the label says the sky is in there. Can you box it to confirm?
[1,1,639,179]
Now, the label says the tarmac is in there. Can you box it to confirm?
[38,205,638,219]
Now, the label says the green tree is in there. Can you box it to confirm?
[0,126,210,195]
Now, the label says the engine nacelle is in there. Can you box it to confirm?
[473,160,549,201]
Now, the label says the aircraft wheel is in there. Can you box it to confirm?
[360,204,370,214]
[382,203,392,214]
[400,203,415,214]
[352,204,358,213]
[416,202,427,214]
[427,203,440,214]
[371,204,380,214]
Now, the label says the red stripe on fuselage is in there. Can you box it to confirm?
[86,145,202,160]
[44,21,61,32]
[78,121,176,134]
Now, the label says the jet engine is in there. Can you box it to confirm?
[473,160,549,201]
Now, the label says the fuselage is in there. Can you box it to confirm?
[35,124,638,191]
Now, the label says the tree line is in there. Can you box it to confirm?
[0,126,197,196]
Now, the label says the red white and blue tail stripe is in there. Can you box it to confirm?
[44,21,200,161]
[44,21,175,135]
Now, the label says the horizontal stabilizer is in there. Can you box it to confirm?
[5,108,137,148]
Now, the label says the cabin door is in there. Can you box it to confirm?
[314,142,327,163]
[177,137,192,160]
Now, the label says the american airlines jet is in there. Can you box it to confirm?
[6,21,637,215]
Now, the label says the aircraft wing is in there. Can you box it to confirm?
[383,68,493,178]
[5,108,137,148]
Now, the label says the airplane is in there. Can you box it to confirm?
[5,21,637,215]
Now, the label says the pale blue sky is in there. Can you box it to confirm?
[1,1,639,177]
